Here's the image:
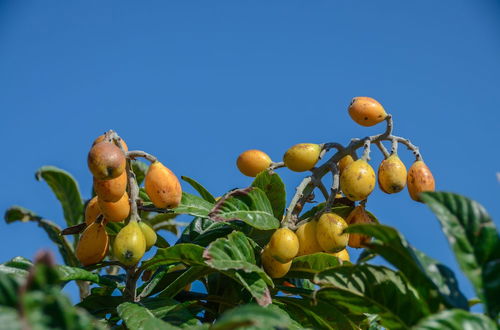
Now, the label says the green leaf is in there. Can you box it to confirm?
[214,188,280,230]
[77,294,125,318]
[3,256,33,271]
[21,286,107,330]
[300,203,379,224]
[174,192,214,218]
[155,234,170,248]
[212,304,295,330]
[421,191,500,318]
[181,176,216,203]
[413,309,498,330]
[288,253,342,279]
[4,206,40,223]
[105,221,125,236]
[204,232,271,284]
[35,166,83,227]
[117,302,179,330]
[132,160,149,186]
[177,217,236,247]
[158,266,213,298]
[251,171,286,220]
[140,297,200,328]
[0,306,22,330]
[56,265,117,288]
[0,265,28,279]
[345,223,469,312]
[204,231,272,306]
[4,207,79,267]
[315,264,429,329]
[148,213,179,235]
[276,297,359,330]
[0,272,20,307]
[140,244,205,271]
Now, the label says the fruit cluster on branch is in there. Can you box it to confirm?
[236,97,436,279]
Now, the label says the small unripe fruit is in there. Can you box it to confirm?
[76,221,109,266]
[98,192,130,222]
[346,205,373,248]
[88,142,126,180]
[316,213,349,252]
[348,97,388,127]
[85,196,102,226]
[338,155,354,175]
[267,228,299,263]
[236,150,272,177]
[93,171,127,202]
[283,143,321,172]
[296,221,322,256]
[261,246,292,278]
[93,134,128,152]
[407,160,435,202]
[145,161,182,209]
[330,249,350,262]
[340,159,376,201]
[139,222,157,251]
[378,154,407,194]
[113,221,146,266]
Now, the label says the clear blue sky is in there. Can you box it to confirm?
[1,0,499,306]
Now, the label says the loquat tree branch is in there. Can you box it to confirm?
[282,114,423,227]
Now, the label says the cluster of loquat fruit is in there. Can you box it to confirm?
[76,132,182,267]
[237,97,436,279]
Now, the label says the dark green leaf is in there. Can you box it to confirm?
[158,266,213,298]
[181,176,216,203]
[421,191,500,318]
[251,171,286,220]
[35,166,83,227]
[105,221,124,236]
[413,309,498,330]
[276,297,359,330]
[117,302,179,330]
[288,253,342,279]
[155,234,170,248]
[0,272,20,307]
[204,232,271,284]
[4,206,40,223]
[137,265,177,298]
[141,297,200,328]
[315,264,429,329]
[56,265,117,288]
[3,257,33,271]
[212,304,295,330]
[132,160,149,186]
[214,188,280,230]
[300,203,379,223]
[177,217,236,247]
[345,223,469,312]
[140,244,205,271]
[204,232,272,306]
[174,192,214,218]
[4,208,78,267]
[77,294,125,318]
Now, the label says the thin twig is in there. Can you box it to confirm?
[127,150,158,163]
[375,141,390,159]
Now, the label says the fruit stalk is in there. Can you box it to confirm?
[126,150,158,163]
